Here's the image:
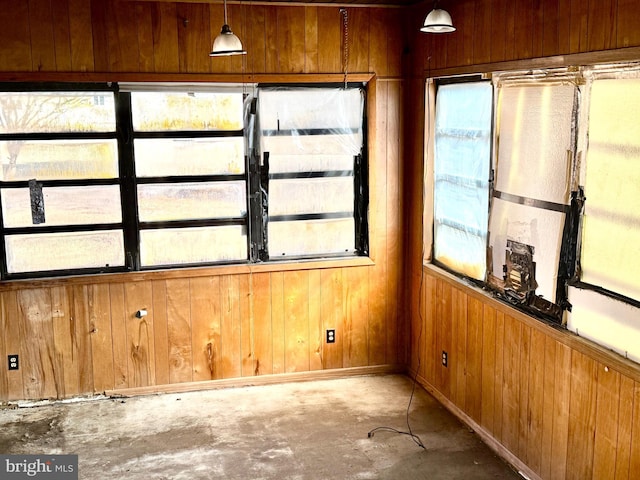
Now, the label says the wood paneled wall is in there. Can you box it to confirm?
[0,0,408,402]
[406,1,640,479]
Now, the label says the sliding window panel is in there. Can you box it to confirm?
[268,218,355,257]
[489,83,576,301]
[433,81,492,280]
[580,78,640,302]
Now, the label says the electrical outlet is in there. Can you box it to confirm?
[8,355,19,371]
[326,329,336,344]
[442,351,448,367]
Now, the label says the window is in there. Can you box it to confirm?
[0,83,368,279]
[432,79,492,281]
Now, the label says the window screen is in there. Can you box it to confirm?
[433,81,492,280]
[580,78,640,302]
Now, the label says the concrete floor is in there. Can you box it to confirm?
[0,375,522,480]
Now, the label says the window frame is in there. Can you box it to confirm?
[0,81,369,281]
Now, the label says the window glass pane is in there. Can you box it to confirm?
[488,83,575,300]
[581,78,640,301]
[131,92,243,131]
[269,218,355,257]
[262,134,362,157]
[137,182,246,222]
[5,231,124,273]
[269,177,353,216]
[134,137,244,176]
[140,226,247,266]
[267,154,353,174]
[433,81,492,281]
[2,186,121,228]
[0,139,118,181]
[0,92,115,133]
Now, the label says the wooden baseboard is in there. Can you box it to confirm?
[105,364,406,398]
[413,372,540,480]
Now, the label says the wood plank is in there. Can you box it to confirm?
[435,278,452,397]
[51,0,72,71]
[276,6,306,74]
[317,7,341,73]
[542,0,560,57]
[532,0,545,58]
[190,276,221,381]
[525,327,545,474]
[551,342,571,480]
[616,0,640,48]
[592,363,621,479]
[490,0,508,62]
[0,1,32,71]
[501,314,521,454]
[124,281,155,387]
[246,5,266,74]
[68,0,94,71]
[514,0,534,59]
[343,267,369,368]
[386,80,402,366]
[308,270,322,371]
[17,289,57,399]
[458,0,475,65]
[493,311,505,442]
[90,0,109,72]
[304,6,319,73]
[588,0,617,51]
[557,0,572,54]
[481,304,497,434]
[540,336,557,479]
[151,279,170,386]
[105,1,140,72]
[517,325,531,464]
[368,9,388,77]
[386,8,403,78]
[628,381,640,476]
[504,0,517,60]
[264,6,279,73]
[473,0,492,65]
[347,8,369,74]
[86,284,113,394]
[569,0,589,53]
[320,269,344,370]
[152,2,180,73]
[252,272,273,376]
[220,275,242,378]
[136,2,155,72]
[166,278,193,384]
[29,0,56,71]
[615,375,634,480]
[0,293,7,401]
[465,296,483,423]
[451,287,467,409]
[177,2,211,73]
[283,270,310,372]
[239,274,254,376]
[2,291,24,401]
[566,351,597,480]
[271,271,285,374]
[71,285,94,394]
[50,286,79,398]
[109,283,128,389]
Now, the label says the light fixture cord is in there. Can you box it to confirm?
[340,8,349,88]
[223,0,229,25]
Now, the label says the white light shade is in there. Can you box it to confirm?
[420,8,456,33]
[210,25,247,57]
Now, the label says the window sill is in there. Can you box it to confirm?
[0,256,375,292]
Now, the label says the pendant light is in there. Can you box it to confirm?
[420,1,455,33]
[210,0,246,57]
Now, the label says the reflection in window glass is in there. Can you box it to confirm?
[0,140,118,181]
[581,78,640,302]
[137,182,246,222]
[134,137,244,176]
[2,186,122,228]
[131,92,243,131]
[269,177,354,216]
[0,92,115,133]
[140,226,247,266]
[269,218,355,257]
[433,81,492,281]
[5,231,124,273]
